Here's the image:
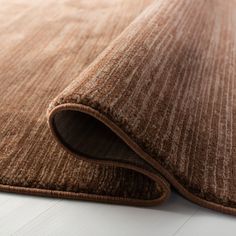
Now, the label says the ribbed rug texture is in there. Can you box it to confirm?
[0,0,236,215]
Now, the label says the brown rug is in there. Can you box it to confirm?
[0,0,235,215]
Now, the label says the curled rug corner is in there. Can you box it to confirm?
[0,0,235,216]
[48,0,236,215]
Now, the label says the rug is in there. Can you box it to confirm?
[0,0,235,215]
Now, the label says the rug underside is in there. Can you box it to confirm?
[0,0,235,215]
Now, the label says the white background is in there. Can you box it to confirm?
[0,191,235,236]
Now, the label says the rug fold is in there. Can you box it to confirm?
[48,0,236,214]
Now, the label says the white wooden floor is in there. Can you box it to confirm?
[0,191,235,236]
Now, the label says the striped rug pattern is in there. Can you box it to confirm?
[1,0,236,215]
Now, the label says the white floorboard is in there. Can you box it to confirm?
[0,191,233,236]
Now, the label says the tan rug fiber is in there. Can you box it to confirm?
[0,0,236,215]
